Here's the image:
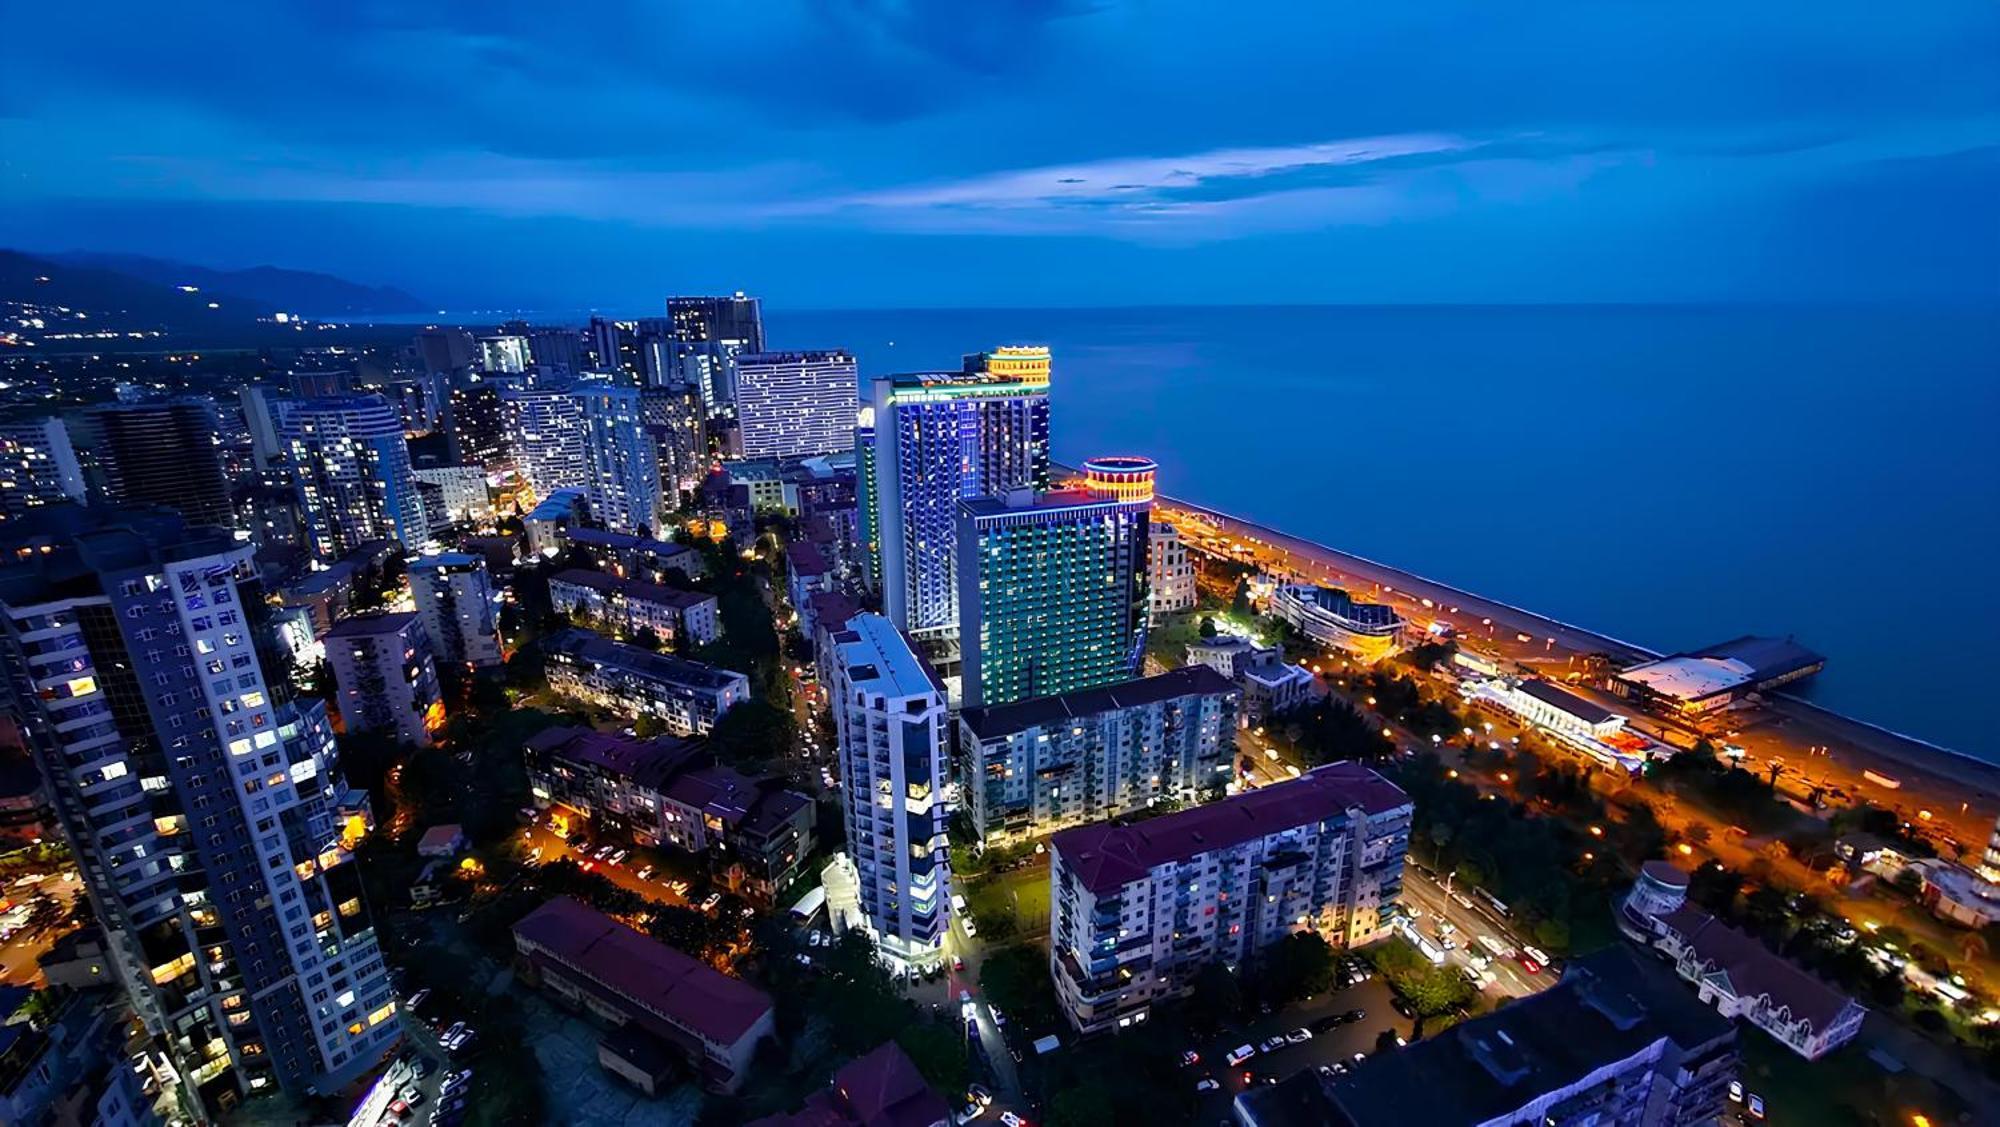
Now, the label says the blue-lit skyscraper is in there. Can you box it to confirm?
[283,394,425,557]
[868,346,1051,640]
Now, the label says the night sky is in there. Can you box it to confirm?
[3,2,1996,309]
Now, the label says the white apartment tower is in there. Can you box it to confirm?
[407,553,503,669]
[733,350,859,460]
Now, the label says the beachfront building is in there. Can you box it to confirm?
[865,352,1052,640]
[1048,762,1412,1034]
[407,552,503,668]
[282,395,427,556]
[1185,635,1315,725]
[1269,583,1406,662]
[326,612,444,747]
[828,614,952,968]
[733,351,858,460]
[1147,520,1196,620]
[1611,635,1826,716]
[548,568,721,647]
[542,628,749,736]
[1619,863,1866,1060]
[512,898,775,1092]
[956,666,1239,846]
[957,457,1154,708]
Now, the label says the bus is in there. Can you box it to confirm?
[1477,888,1511,918]
[1475,934,1513,962]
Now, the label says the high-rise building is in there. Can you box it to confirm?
[237,386,292,471]
[283,395,426,557]
[587,317,640,378]
[0,416,86,525]
[415,328,477,377]
[667,293,765,353]
[671,338,745,417]
[574,385,663,535]
[502,387,588,505]
[81,400,234,529]
[733,351,858,461]
[868,350,1051,639]
[326,612,442,747]
[444,383,510,470]
[956,457,1155,708]
[528,329,588,379]
[1146,520,1196,620]
[476,335,531,374]
[956,665,1238,845]
[854,409,879,593]
[0,508,399,1116]
[407,553,502,669]
[640,383,708,506]
[1048,761,1411,1034]
[827,614,951,967]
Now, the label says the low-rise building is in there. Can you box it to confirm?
[1269,584,1405,662]
[747,1040,951,1127]
[543,628,749,736]
[785,539,834,623]
[548,568,721,647]
[524,726,816,901]
[1147,520,1196,620]
[1049,762,1411,1034]
[1261,946,1737,1127]
[1612,635,1826,716]
[1463,677,1644,771]
[512,897,775,1092]
[1186,636,1314,725]
[326,612,443,746]
[1619,864,1865,1060]
[956,666,1239,845]
[558,526,706,585]
[525,488,588,556]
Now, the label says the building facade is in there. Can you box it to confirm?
[957,457,1154,708]
[867,352,1052,640]
[733,351,858,461]
[640,383,708,505]
[1048,762,1410,1034]
[326,612,442,747]
[0,417,86,526]
[828,614,952,967]
[956,666,1239,845]
[667,294,765,354]
[1146,520,1196,620]
[575,384,664,535]
[503,387,588,505]
[411,466,492,524]
[283,395,426,557]
[0,508,398,1117]
[542,629,748,736]
[81,401,235,530]
[444,383,510,471]
[1270,583,1406,662]
[548,569,720,647]
[407,553,502,669]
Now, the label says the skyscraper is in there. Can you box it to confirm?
[283,394,427,557]
[476,335,531,374]
[81,400,235,529]
[667,293,765,353]
[0,507,399,1116]
[957,457,1154,707]
[502,386,588,505]
[640,383,708,506]
[0,416,86,524]
[828,614,951,967]
[527,328,588,379]
[575,384,663,534]
[587,316,639,378]
[415,328,477,378]
[733,350,858,461]
[444,383,509,470]
[238,385,291,471]
[408,553,502,668]
[868,347,1051,639]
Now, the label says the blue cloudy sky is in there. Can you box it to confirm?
[2,1,1995,309]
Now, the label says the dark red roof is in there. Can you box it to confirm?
[746,1041,950,1127]
[809,590,861,634]
[1051,761,1410,895]
[550,567,712,610]
[788,539,831,577]
[523,726,698,790]
[1657,904,1857,1031]
[512,897,772,1046]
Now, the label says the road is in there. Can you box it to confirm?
[1400,868,1554,999]
[516,823,695,909]
[0,871,83,986]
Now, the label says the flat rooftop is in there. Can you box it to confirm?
[544,628,747,691]
[829,613,945,699]
[959,665,1238,742]
[1516,679,1619,726]
[1616,655,1756,701]
[326,611,420,639]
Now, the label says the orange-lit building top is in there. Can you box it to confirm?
[1081,456,1158,503]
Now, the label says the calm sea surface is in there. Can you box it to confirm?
[763,304,1999,758]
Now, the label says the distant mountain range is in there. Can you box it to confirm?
[54,251,428,316]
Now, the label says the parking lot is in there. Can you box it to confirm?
[1188,972,1414,1119]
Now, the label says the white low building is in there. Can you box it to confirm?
[1463,677,1646,771]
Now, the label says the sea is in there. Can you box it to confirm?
[759,304,1999,760]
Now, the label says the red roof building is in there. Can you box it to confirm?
[747,1040,951,1127]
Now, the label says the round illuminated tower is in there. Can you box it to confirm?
[1081,456,1158,503]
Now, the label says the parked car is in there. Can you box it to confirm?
[1179,1050,1201,1067]
[441,1021,466,1044]
[1285,1027,1312,1044]
[1258,1035,1288,1053]
[1195,1078,1220,1092]
[635,865,653,881]
[998,1113,1026,1127]
[1226,1044,1256,1066]
[609,849,628,865]
[405,988,430,1011]
[968,1083,993,1107]
[699,892,723,912]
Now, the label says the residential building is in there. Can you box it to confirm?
[524,726,815,900]
[1186,636,1314,724]
[283,394,427,556]
[1618,863,1866,1060]
[575,384,664,535]
[79,400,234,529]
[238,385,290,470]
[0,507,398,1116]
[524,488,587,556]
[1270,584,1405,662]
[477,335,531,374]
[411,465,492,524]
[1147,520,1196,619]
[513,897,775,1092]
[503,386,588,505]
[543,629,748,736]
[548,569,720,647]
[640,382,708,504]
[733,351,858,460]
[1260,947,1738,1127]
[956,666,1239,845]
[957,457,1154,708]
[1048,762,1410,1034]
[444,383,509,470]
[668,293,766,354]
[866,352,1052,640]
[589,317,639,378]
[557,526,706,585]
[326,612,443,746]
[407,553,502,668]
[828,614,952,967]
[0,417,86,525]
[786,539,833,626]
[0,989,163,1127]
[528,328,589,379]
[416,328,477,378]
[747,1040,951,1127]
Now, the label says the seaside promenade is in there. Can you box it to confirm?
[1148,487,2000,855]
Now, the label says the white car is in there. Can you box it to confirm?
[998,1114,1026,1127]
[635,866,653,881]
[1259,1036,1288,1053]
[406,988,431,1011]
[609,849,629,865]
[1195,1078,1220,1093]
[1225,1044,1256,1066]
[699,892,722,912]
[1285,1028,1312,1044]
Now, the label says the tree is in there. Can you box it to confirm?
[1183,961,1246,1033]
[1230,577,1251,616]
[1047,1082,1116,1127]
[705,699,796,767]
[1260,931,1339,1003]
[980,944,1060,1030]
[1198,616,1218,639]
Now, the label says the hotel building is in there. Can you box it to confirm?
[1146,520,1196,620]
[1270,583,1406,662]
